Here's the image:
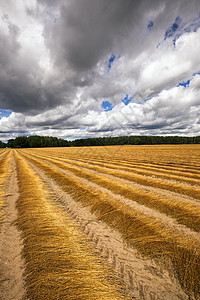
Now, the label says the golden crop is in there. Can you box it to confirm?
[21,150,200,232]
[2,145,200,298]
[19,150,200,293]
[14,150,124,299]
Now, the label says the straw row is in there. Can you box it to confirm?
[21,151,200,233]
[29,145,200,171]
[19,150,200,296]
[29,148,200,180]
[24,149,200,199]
[14,150,124,299]
[54,156,200,183]
[72,157,200,183]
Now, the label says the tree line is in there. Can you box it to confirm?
[71,135,200,146]
[0,135,200,148]
[0,136,69,148]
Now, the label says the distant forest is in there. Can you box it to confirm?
[0,135,200,148]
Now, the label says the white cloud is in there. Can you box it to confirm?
[0,0,200,141]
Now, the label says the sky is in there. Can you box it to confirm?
[0,0,200,142]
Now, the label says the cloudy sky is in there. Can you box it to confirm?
[0,0,200,141]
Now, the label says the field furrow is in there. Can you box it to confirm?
[23,149,200,200]
[19,150,200,296]
[14,150,124,299]
[20,150,200,233]
[31,149,200,179]
[2,145,200,299]
[21,152,188,299]
[22,149,200,185]
[29,145,200,172]
[0,150,11,226]
[0,151,26,300]
[56,157,200,183]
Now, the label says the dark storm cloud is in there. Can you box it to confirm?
[1,0,148,115]
[0,0,200,141]
[43,0,141,71]
[43,0,192,75]
[0,0,198,115]
[40,0,200,104]
[1,0,138,115]
[43,0,200,70]
[0,16,77,115]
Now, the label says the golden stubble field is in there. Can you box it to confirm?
[0,144,200,299]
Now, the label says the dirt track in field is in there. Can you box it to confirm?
[0,153,26,300]
[1,147,200,299]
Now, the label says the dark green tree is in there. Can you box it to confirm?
[0,140,6,148]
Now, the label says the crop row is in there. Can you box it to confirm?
[45,147,200,171]
[30,145,200,170]
[25,146,200,175]
[21,150,200,232]
[23,148,200,194]
[19,150,200,296]
[14,150,123,299]
[56,156,200,182]
[25,148,200,183]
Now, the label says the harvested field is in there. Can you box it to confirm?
[0,145,200,299]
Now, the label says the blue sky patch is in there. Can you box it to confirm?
[144,97,153,102]
[101,100,113,111]
[147,20,154,31]
[0,109,12,119]
[177,79,190,88]
[164,16,182,40]
[170,14,200,46]
[122,94,132,105]
[108,54,116,71]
